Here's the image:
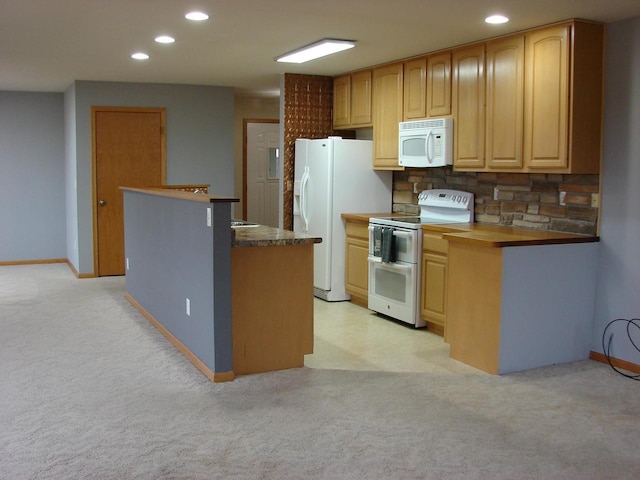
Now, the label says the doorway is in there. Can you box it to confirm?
[243,120,280,227]
[92,107,166,276]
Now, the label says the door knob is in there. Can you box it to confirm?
[99,199,106,206]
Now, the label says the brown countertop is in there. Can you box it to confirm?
[120,186,239,204]
[231,225,322,248]
[426,222,598,247]
[342,212,598,247]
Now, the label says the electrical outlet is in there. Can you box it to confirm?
[591,194,600,208]
[206,207,212,227]
[559,191,567,206]
[493,187,499,201]
[126,258,130,270]
[186,298,191,316]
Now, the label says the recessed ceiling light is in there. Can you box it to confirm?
[131,52,149,60]
[485,14,509,24]
[185,11,209,21]
[155,35,175,44]
[275,39,356,64]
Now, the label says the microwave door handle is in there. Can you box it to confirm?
[426,130,434,164]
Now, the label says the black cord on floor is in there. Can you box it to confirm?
[602,318,640,380]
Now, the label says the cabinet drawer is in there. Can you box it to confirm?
[423,232,448,254]
[346,221,369,240]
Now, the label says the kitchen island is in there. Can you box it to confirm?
[231,224,320,375]
[121,187,320,382]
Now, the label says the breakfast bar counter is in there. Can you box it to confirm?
[121,186,320,382]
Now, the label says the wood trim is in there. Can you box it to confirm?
[124,292,235,383]
[589,351,640,375]
[242,119,279,220]
[66,259,95,278]
[91,106,167,277]
[0,258,66,266]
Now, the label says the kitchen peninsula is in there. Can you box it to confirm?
[121,187,320,382]
[437,223,599,374]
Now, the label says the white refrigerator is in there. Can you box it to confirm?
[293,137,393,301]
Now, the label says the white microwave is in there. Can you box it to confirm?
[398,117,453,167]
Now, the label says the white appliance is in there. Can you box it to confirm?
[398,117,453,167]
[294,137,393,301]
[368,189,474,327]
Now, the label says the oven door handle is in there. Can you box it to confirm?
[392,230,413,239]
[368,257,412,271]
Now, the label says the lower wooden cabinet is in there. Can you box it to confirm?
[420,231,449,337]
[345,219,370,307]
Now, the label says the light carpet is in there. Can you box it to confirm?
[1,264,639,479]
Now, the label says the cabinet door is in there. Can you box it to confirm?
[403,57,427,120]
[452,44,485,169]
[420,232,448,336]
[524,25,570,169]
[351,70,372,126]
[486,35,524,169]
[373,63,404,170]
[421,253,447,332]
[345,221,371,304]
[427,52,452,117]
[333,75,351,128]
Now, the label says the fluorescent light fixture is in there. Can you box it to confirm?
[155,35,175,44]
[185,11,209,21]
[276,39,356,64]
[131,52,149,60]
[485,14,509,24]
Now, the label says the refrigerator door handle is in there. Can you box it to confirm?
[300,166,310,231]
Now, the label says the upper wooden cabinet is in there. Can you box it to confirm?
[523,25,570,170]
[333,19,604,174]
[333,75,351,128]
[404,53,452,120]
[452,44,485,170]
[523,21,604,173]
[403,57,427,120]
[486,35,524,169]
[427,52,452,117]
[373,63,404,170]
[333,70,372,129]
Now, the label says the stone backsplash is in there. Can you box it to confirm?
[393,168,600,235]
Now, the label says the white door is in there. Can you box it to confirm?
[246,122,280,227]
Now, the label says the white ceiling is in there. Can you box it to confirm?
[2,0,640,96]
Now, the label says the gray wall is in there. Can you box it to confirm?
[123,191,233,374]
[66,81,235,274]
[591,16,640,362]
[0,92,66,261]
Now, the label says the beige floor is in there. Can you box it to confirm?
[305,298,485,375]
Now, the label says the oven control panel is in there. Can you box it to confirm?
[418,189,473,208]
[418,189,474,223]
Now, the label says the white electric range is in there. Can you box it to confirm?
[367,189,474,327]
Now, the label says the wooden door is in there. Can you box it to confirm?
[403,57,427,120]
[523,25,570,169]
[486,35,524,169]
[372,62,404,170]
[332,75,351,128]
[452,44,486,170]
[94,108,165,276]
[350,70,372,126]
[427,52,452,117]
